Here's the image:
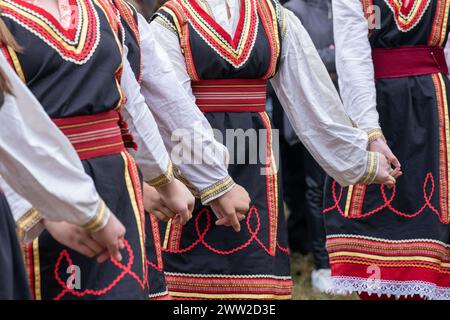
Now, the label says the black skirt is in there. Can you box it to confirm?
[24,152,151,300]
[0,192,31,300]
[159,112,292,300]
[323,73,450,299]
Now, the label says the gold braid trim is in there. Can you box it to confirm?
[367,128,386,144]
[83,199,109,232]
[358,151,378,184]
[200,175,236,204]
[16,208,41,242]
[153,14,177,35]
[146,160,174,187]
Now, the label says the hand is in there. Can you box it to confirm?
[143,182,176,222]
[209,184,250,232]
[369,138,402,179]
[373,153,399,188]
[155,179,195,225]
[43,220,104,259]
[91,213,126,263]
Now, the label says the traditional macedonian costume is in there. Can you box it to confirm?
[113,0,238,299]
[324,0,450,300]
[0,0,174,299]
[151,0,380,299]
[0,52,120,299]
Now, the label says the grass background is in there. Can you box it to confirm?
[291,253,357,300]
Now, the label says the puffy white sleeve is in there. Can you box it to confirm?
[143,15,235,204]
[0,55,111,242]
[332,0,382,140]
[120,46,174,186]
[270,9,378,186]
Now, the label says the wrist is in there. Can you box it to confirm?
[145,161,174,187]
[83,200,110,232]
[367,128,386,144]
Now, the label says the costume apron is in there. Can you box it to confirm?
[1,0,148,299]
[112,0,170,300]
[323,0,450,300]
[0,190,31,300]
[152,0,292,300]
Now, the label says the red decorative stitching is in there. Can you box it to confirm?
[52,240,146,300]
[323,173,450,223]
[162,206,289,256]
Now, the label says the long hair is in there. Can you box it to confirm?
[0,14,21,95]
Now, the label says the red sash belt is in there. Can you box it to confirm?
[192,79,267,112]
[52,110,133,160]
[372,46,449,79]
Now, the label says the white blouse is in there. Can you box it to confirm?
[0,54,111,242]
[134,14,233,203]
[149,0,377,186]
[332,0,380,134]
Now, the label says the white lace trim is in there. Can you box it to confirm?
[330,276,450,300]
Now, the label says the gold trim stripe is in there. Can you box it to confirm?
[121,152,146,277]
[32,239,41,300]
[146,161,174,187]
[83,200,108,232]
[330,251,450,267]
[169,291,292,300]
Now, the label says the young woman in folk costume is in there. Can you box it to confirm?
[0,0,197,299]
[150,0,397,299]
[0,21,129,298]
[110,0,251,299]
[323,0,450,300]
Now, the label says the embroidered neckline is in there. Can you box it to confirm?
[384,0,432,32]
[180,0,259,68]
[1,0,101,64]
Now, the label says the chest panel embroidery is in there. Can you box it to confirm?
[384,0,432,32]
[181,0,259,68]
[1,0,101,64]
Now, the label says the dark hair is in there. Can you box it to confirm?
[0,15,21,95]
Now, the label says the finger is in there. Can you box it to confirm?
[118,237,125,250]
[76,244,96,258]
[181,210,191,225]
[158,205,177,219]
[97,250,110,264]
[152,210,170,222]
[107,242,122,262]
[82,237,105,255]
[384,175,396,189]
[237,213,246,221]
[225,211,241,232]
[210,206,223,220]
[187,199,195,213]
[390,167,402,179]
[387,153,401,169]
[215,218,231,227]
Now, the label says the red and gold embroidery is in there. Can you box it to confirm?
[428,0,450,46]
[343,185,367,218]
[257,0,280,79]
[163,0,200,80]
[433,73,450,224]
[1,0,101,64]
[179,0,259,68]
[113,0,142,82]
[165,272,292,300]
[327,235,450,274]
[260,111,279,256]
[384,0,432,32]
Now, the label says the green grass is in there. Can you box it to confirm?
[291,253,358,300]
